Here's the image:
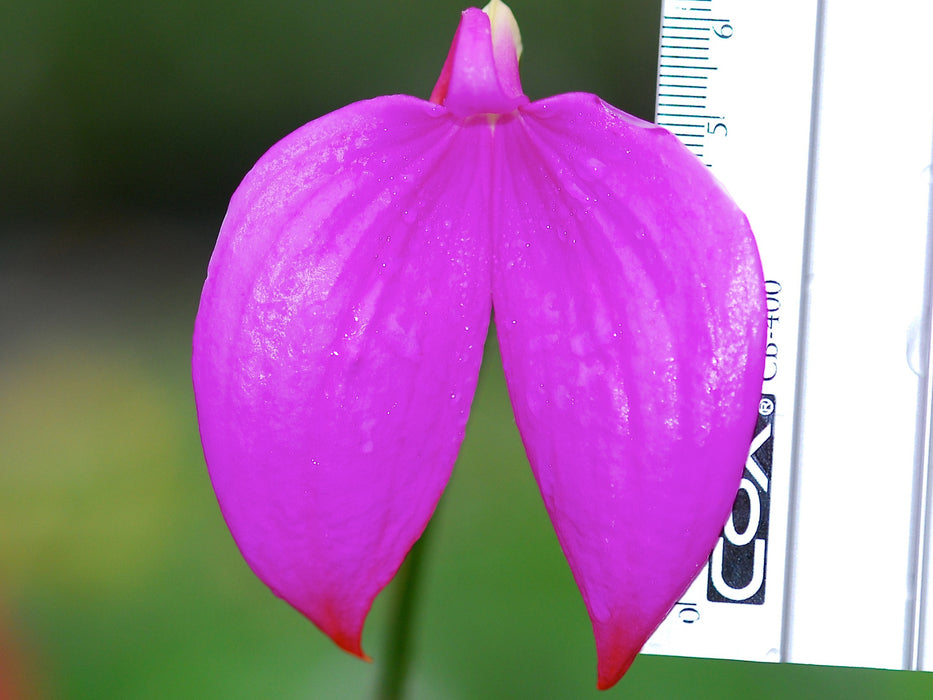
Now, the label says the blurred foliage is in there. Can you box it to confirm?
[2,1,933,698]
[2,230,933,698]
[0,0,659,220]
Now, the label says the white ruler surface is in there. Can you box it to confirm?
[646,0,933,672]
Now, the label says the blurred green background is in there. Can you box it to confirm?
[1,1,931,698]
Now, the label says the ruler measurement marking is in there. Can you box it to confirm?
[656,116,724,123]
[663,16,731,22]
[656,110,723,116]
[658,105,722,115]
[656,2,731,165]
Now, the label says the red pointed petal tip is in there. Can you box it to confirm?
[316,607,371,662]
[430,1,529,117]
[592,609,656,689]
[595,620,638,690]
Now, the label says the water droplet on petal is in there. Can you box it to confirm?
[580,156,607,181]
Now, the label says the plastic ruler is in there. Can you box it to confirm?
[645,0,933,671]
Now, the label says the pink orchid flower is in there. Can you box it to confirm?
[192,0,765,690]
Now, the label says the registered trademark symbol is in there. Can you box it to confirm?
[759,397,775,416]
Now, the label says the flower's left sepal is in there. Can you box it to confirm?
[192,95,492,658]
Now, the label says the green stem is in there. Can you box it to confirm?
[375,516,435,700]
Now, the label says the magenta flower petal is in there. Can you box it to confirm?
[491,96,766,688]
[194,0,766,689]
[192,97,492,657]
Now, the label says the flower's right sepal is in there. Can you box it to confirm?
[491,94,766,689]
